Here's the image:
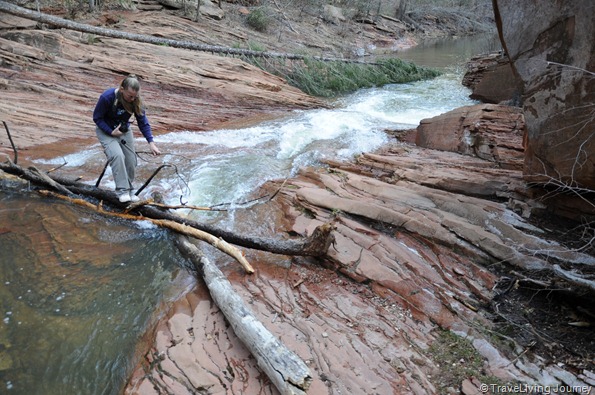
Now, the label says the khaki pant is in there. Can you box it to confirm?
[96,127,137,193]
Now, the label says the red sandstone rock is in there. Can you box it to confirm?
[494,0,595,218]
[416,103,526,170]
[462,51,521,104]
[2,5,592,395]
[0,13,324,161]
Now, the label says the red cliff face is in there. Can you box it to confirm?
[493,0,595,218]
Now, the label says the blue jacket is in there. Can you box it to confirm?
[93,88,154,143]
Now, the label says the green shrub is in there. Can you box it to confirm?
[426,330,514,394]
[246,7,271,32]
[277,57,441,97]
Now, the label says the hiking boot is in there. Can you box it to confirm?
[129,194,140,203]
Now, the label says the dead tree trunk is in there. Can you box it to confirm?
[0,0,369,64]
[52,173,335,257]
[176,237,312,395]
[0,160,335,258]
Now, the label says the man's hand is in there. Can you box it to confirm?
[149,141,161,155]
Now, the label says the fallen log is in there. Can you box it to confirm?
[176,236,312,395]
[0,145,316,391]
[140,204,336,257]
[0,161,335,257]
[0,159,73,195]
[0,0,372,65]
[1,159,317,391]
[49,173,336,257]
[38,190,255,273]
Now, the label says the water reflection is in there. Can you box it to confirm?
[395,32,502,69]
[0,191,193,395]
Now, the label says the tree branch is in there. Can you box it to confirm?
[2,121,18,164]
[0,161,335,258]
[0,0,369,64]
[176,237,311,394]
[39,190,254,273]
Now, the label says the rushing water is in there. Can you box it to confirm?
[0,34,500,394]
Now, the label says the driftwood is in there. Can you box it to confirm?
[51,173,336,257]
[176,237,312,395]
[0,126,326,392]
[1,157,324,390]
[2,121,17,164]
[0,159,73,195]
[37,190,255,273]
[0,160,335,258]
[0,147,319,390]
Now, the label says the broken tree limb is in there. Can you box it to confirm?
[2,121,17,164]
[0,159,73,195]
[553,264,595,293]
[152,219,254,273]
[95,161,109,187]
[0,160,335,257]
[38,172,336,256]
[140,204,336,257]
[38,190,254,273]
[0,0,371,64]
[28,166,73,195]
[176,237,312,395]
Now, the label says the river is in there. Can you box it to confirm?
[0,33,500,395]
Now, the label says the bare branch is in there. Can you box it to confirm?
[2,121,18,164]
[553,264,595,293]
[547,61,595,76]
[39,190,255,273]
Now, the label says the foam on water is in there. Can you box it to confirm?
[35,147,101,167]
[158,126,279,148]
[151,72,477,209]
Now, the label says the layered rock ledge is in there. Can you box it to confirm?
[124,105,594,395]
[0,12,324,160]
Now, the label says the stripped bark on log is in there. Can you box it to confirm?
[0,161,335,258]
[176,236,312,395]
[38,190,255,273]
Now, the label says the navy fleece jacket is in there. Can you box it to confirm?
[93,88,154,143]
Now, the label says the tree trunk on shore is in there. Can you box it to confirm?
[176,237,312,395]
[0,0,364,63]
[0,160,335,259]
